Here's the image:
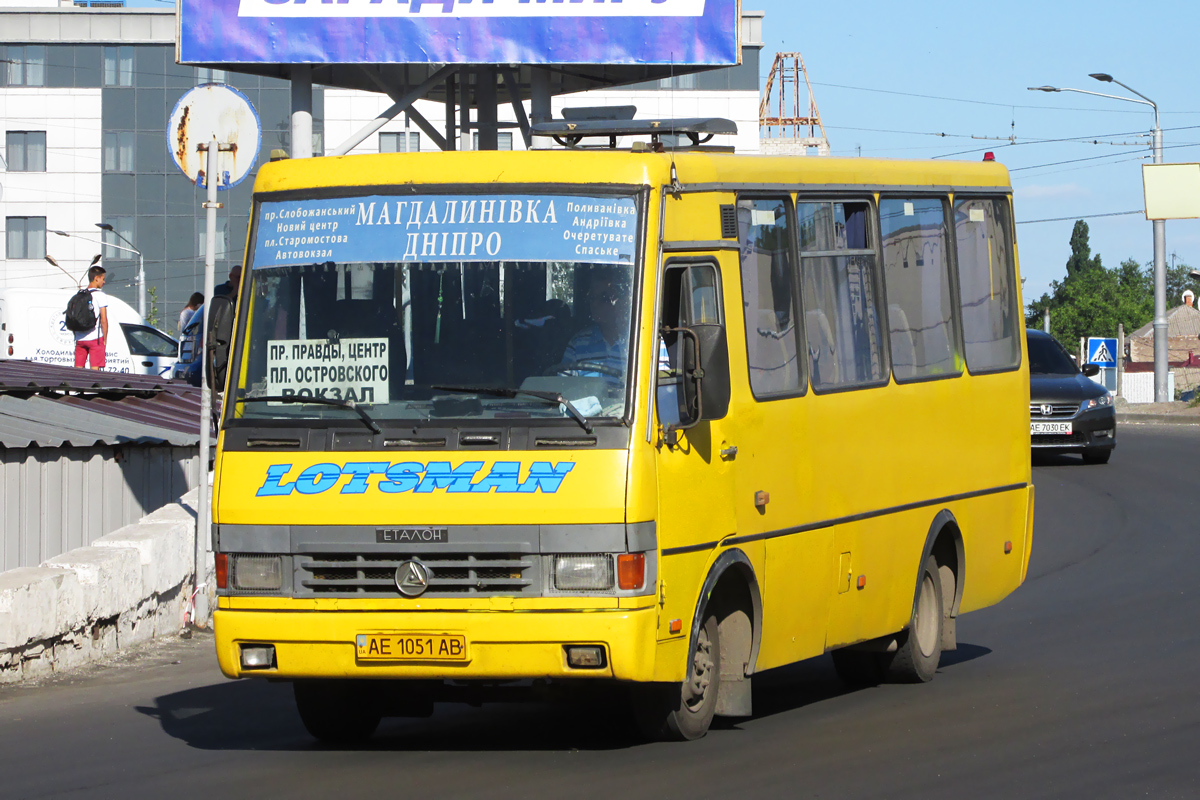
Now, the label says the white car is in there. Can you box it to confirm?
[0,288,179,377]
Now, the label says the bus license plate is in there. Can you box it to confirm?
[355,633,468,661]
[1031,422,1072,435]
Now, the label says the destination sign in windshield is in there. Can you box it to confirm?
[252,194,638,268]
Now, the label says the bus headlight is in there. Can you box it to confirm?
[553,554,614,591]
[232,555,283,591]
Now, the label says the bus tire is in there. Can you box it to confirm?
[883,555,943,684]
[294,681,382,744]
[633,613,722,741]
[830,648,884,687]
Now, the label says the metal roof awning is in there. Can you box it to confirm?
[0,361,203,448]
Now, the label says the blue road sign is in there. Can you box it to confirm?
[1087,337,1118,368]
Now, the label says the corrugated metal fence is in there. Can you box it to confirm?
[1,444,199,573]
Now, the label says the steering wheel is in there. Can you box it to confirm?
[545,359,624,379]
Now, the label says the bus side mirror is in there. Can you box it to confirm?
[656,262,730,438]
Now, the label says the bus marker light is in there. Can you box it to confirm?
[215,553,228,589]
[565,646,606,669]
[669,619,683,634]
[617,553,646,590]
[983,152,996,161]
[240,644,275,669]
[755,491,770,508]
[1005,541,1013,554]
[856,575,866,590]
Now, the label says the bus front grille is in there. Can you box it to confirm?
[296,553,538,596]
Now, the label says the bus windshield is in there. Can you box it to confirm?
[234,191,641,424]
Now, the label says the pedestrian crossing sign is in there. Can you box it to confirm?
[1087,337,1117,368]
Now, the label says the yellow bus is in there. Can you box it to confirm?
[211,130,1033,742]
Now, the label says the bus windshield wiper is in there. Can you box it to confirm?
[431,385,594,434]
[237,395,382,435]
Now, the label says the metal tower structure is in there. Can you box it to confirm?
[760,52,830,156]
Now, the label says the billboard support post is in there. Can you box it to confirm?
[445,73,457,151]
[477,66,498,151]
[291,65,313,158]
[330,65,456,156]
[194,138,219,628]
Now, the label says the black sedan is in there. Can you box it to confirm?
[1027,329,1115,464]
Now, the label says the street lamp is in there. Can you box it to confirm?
[50,229,146,321]
[95,222,146,321]
[1028,75,1168,402]
[42,253,102,287]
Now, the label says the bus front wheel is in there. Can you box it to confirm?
[633,613,722,741]
[294,681,382,744]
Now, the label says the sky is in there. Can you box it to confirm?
[131,0,1200,305]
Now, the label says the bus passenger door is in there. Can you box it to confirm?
[654,259,737,645]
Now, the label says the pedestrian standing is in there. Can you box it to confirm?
[178,291,204,334]
[212,265,242,298]
[72,266,109,370]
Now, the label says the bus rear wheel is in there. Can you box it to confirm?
[633,613,722,741]
[294,681,382,744]
[882,555,944,683]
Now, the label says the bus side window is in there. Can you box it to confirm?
[658,261,730,430]
[953,197,1021,372]
[737,197,803,398]
[798,201,886,391]
[879,197,961,381]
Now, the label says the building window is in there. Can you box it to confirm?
[103,46,133,87]
[196,68,226,84]
[380,132,421,153]
[6,217,47,260]
[198,218,229,260]
[471,132,513,151]
[5,131,47,172]
[102,217,135,260]
[6,46,46,87]
[103,131,135,172]
[658,73,696,90]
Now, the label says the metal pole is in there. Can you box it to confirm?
[445,72,457,152]
[530,67,552,149]
[291,65,313,159]
[1117,323,1125,398]
[477,67,498,151]
[194,138,218,627]
[1043,308,1050,334]
[137,251,146,320]
[1152,121,1168,402]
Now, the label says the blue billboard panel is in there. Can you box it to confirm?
[179,0,739,66]
[252,193,639,268]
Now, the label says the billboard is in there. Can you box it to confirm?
[178,0,740,67]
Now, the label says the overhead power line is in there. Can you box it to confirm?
[1016,210,1144,225]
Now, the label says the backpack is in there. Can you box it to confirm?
[64,290,96,332]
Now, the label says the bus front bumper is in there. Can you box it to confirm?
[214,606,659,682]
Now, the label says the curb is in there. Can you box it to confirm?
[1116,413,1200,426]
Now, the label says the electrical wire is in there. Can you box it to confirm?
[1016,210,1144,225]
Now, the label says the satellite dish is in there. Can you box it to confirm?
[167,83,262,191]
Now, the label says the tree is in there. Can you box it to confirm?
[1024,221,1157,350]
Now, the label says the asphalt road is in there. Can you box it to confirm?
[3,425,1198,800]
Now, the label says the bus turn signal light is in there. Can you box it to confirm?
[617,553,645,590]
[1005,541,1013,554]
[215,553,228,589]
[857,575,867,590]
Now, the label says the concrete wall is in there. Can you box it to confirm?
[0,487,212,684]
[1,444,199,572]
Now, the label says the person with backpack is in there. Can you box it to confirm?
[67,265,110,370]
